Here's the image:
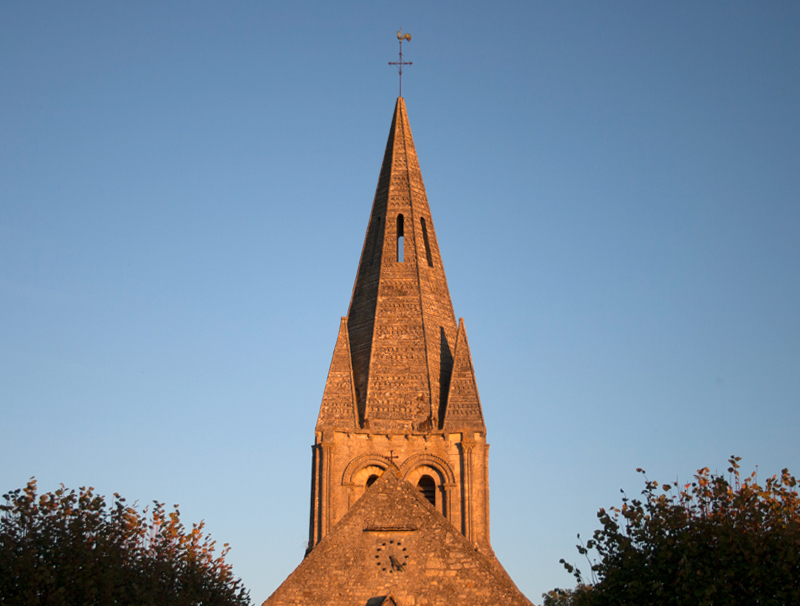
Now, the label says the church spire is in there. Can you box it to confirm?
[308,98,495,554]
[317,98,485,434]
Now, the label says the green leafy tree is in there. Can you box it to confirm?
[0,479,250,606]
[554,457,800,606]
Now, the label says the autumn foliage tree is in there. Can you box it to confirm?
[550,457,800,606]
[0,479,250,606]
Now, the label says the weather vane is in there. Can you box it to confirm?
[389,29,412,97]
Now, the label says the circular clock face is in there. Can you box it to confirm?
[373,539,409,574]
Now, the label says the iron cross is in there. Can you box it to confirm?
[388,29,412,97]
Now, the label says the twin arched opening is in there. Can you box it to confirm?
[344,454,453,518]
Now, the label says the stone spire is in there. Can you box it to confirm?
[265,90,534,606]
[317,97,484,434]
[309,98,493,554]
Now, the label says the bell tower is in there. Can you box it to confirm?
[308,98,490,554]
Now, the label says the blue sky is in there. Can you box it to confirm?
[2,1,799,602]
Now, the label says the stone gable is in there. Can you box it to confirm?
[264,470,532,606]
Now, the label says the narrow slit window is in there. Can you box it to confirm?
[396,214,404,263]
[421,217,433,267]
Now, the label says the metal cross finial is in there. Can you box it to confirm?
[388,29,412,97]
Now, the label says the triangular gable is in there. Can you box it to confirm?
[316,317,358,430]
[263,470,531,606]
[443,318,485,431]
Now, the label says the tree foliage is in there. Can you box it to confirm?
[542,585,593,606]
[552,457,800,606]
[0,479,250,606]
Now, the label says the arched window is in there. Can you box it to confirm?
[417,475,436,506]
[396,214,404,262]
[366,474,379,488]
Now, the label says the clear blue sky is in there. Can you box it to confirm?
[2,1,798,602]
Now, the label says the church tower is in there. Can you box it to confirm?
[310,97,490,553]
[263,98,531,606]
